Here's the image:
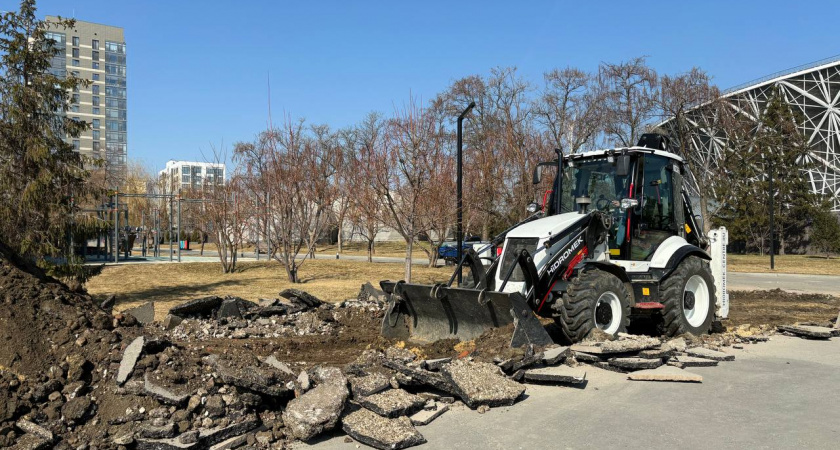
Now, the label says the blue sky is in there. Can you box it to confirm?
[32,0,840,172]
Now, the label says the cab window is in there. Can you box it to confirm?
[630,155,676,260]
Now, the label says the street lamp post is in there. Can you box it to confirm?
[456,102,476,286]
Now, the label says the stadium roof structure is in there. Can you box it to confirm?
[662,55,840,211]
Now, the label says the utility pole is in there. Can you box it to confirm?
[456,101,476,286]
[177,192,182,263]
[114,192,119,263]
[169,196,174,262]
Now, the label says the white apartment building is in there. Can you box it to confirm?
[158,160,225,194]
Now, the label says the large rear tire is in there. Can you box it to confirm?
[558,268,631,342]
[659,256,716,336]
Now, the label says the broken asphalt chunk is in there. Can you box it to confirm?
[668,355,718,368]
[421,357,451,371]
[124,301,155,325]
[541,346,571,365]
[342,408,426,450]
[356,389,425,418]
[382,360,456,394]
[685,347,735,361]
[210,355,293,397]
[628,365,703,383]
[523,365,586,385]
[608,357,663,371]
[282,379,349,441]
[409,402,449,426]
[143,374,189,407]
[442,359,525,408]
[279,288,323,308]
[777,324,835,339]
[350,372,391,398]
[169,296,223,317]
[116,336,144,385]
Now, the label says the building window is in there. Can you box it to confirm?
[92,85,99,95]
[92,130,100,140]
[71,59,79,67]
[72,36,79,46]
[92,107,100,114]
[92,51,99,61]
[72,48,79,58]
[92,96,100,106]
[92,39,99,49]
[92,73,99,81]
[72,140,80,150]
[71,94,79,104]
[70,104,79,112]
[71,70,79,77]
[92,62,99,70]
[93,141,100,152]
[92,119,100,129]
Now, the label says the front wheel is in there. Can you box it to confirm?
[557,268,631,342]
[659,256,716,336]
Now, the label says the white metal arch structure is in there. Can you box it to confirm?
[663,56,840,211]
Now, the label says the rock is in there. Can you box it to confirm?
[541,346,570,365]
[217,299,243,320]
[382,360,457,394]
[420,358,451,371]
[144,374,189,406]
[163,314,183,331]
[15,420,54,443]
[668,355,718,368]
[522,365,586,385]
[262,356,295,376]
[608,357,663,371]
[100,294,117,311]
[311,366,348,387]
[204,396,226,417]
[282,379,348,441]
[297,370,311,392]
[342,408,426,450]
[685,347,735,361]
[477,404,490,414]
[112,433,135,446]
[777,324,835,339]
[117,336,145,385]
[409,402,449,426]
[834,310,840,330]
[178,431,199,444]
[136,437,195,449]
[125,302,156,325]
[349,372,391,398]
[169,296,223,317]
[279,288,323,307]
[628,365,703,383]
[356,389,426,418]
[61,396,92,423]
[442,359,525,408]
[208,434,248,450]
[254,431,273,444]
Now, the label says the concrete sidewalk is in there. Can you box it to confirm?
[304,335,840,450]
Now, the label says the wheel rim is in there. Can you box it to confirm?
[683,275,710,327]
[594,291,622,334]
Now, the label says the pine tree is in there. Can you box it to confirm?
[0,0,101,280]
[811,207,840,258]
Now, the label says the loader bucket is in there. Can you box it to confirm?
[379,281,553,348]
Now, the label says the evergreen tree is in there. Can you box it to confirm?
[811,207,840,258]
[715,87,817,254]
[0,1,100,280]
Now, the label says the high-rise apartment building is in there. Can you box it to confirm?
[158,161,226,195]
[45,17,127,185]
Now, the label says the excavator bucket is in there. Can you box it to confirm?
[379,281,553,348]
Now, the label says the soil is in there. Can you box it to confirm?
[727,289,840,328]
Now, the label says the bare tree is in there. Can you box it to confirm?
[533,67,602,154]
[349,112,387,262]
[599,57,659,147]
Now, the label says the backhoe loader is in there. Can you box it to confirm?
[380,134,729,346]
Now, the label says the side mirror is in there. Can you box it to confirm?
[620,198,639,210]
[527,202,539,213]
[532,165,543,185]
[616,154,631,176]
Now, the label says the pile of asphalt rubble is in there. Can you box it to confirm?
[3,252,839,450]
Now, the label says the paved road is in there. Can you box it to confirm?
[304,335,840,450]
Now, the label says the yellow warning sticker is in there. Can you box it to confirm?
[609,248,621,255]
[642,287,650,296]
[684,223,692,234]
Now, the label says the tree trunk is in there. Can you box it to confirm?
[367,239,373,263]
[699,195,712,234]
[779,229,786,255]
[404,238,413,282]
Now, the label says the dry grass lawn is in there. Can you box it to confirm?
[86,259,451,321]
[728,254,840,276]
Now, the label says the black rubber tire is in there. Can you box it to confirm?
[556,268,631,343]
[659,256,717,336]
